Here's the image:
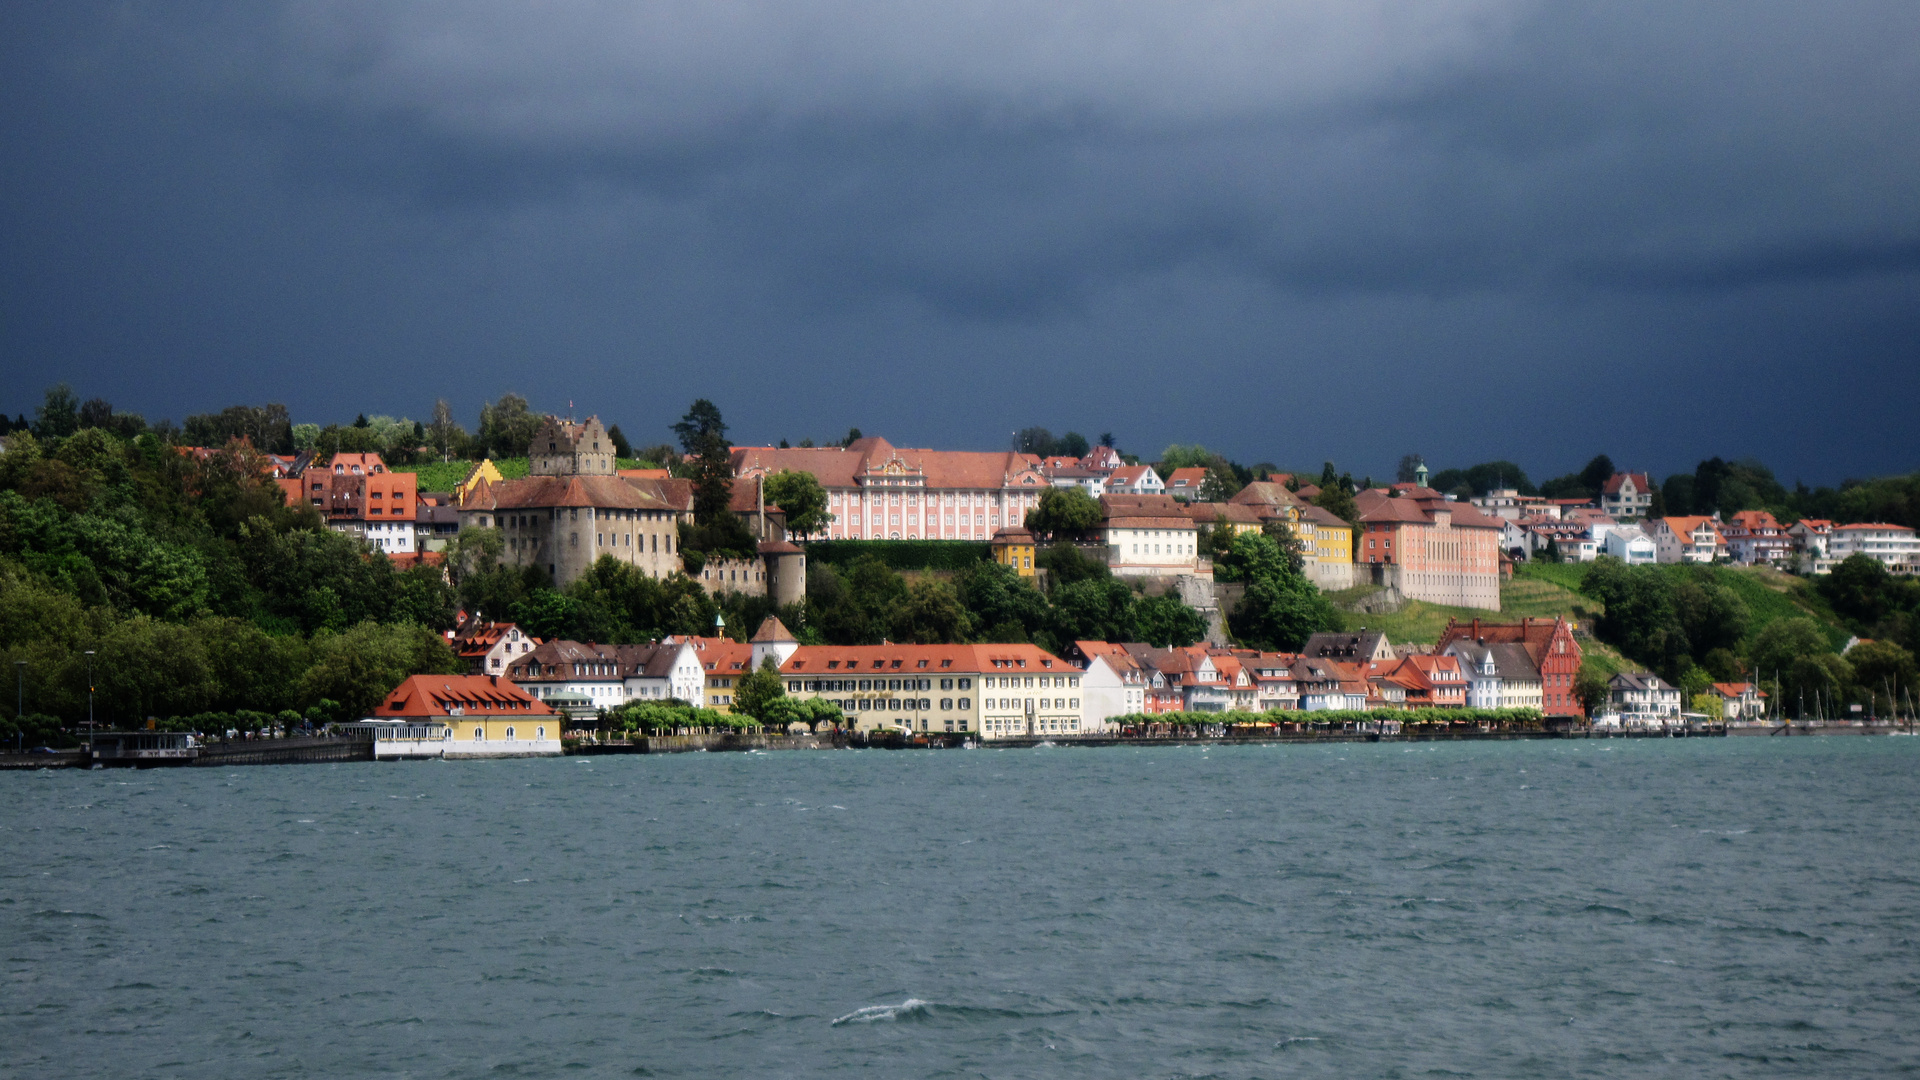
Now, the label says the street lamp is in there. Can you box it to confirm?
[13,660,22,753]
[85,650,96,750]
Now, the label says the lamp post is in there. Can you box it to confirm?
[85,650,96,751]
[13,660,22,753]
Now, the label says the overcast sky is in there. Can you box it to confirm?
[3,1,1916,484]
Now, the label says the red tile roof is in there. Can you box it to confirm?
[373,675,554,718]
[730,438,1045,491]
[780,643,1069,674]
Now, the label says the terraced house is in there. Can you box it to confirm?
[776,644,1084,738]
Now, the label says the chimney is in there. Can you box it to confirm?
[1471,618,1480,639]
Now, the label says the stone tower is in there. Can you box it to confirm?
[530,416,616,477]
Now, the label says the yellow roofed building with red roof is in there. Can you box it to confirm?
[367,674,560,758]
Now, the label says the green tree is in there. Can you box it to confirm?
[891,575,973,643]
[1132,592,1206,648]
[1225,531,1336,650]
[300,621,461,721]
[955,560,1049,641]
[1035,542,1109,588]
[1056,432,1090,459]
[762,469,832,538]
[731,655,786,722]
[1025,486,1102,541]
[1846,640,1917,715]
[1312,483,1359,534]
[1050,577,1136,643]
[1198,461,1242,502]
[1573,661,1611,716]
[673,399,734,525]
[477,393,543,458]
[34,384,81,439]
[1750,617,1850,718]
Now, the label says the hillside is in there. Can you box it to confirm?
[1329,566,1603,645]
[1327,561,1853,669]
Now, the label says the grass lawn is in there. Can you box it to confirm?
[1334,569,1603,646]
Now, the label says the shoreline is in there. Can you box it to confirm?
[7,720,1912,769]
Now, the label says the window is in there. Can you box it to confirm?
[941,678,953,690]
[941,698,953,710]
[473,727,484,740]
[958,697,970,710]
[958,677,971,690]
[506,727,516,740]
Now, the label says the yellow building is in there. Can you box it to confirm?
[1298,505,1355,590]
[777,643,1085,737]
[990,526,1036,576]
[454,458,505,507]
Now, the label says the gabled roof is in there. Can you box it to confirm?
[730,439,1045,491]
[1164,467,1206,489]
[779,643,1068,674]
[1602,472,1650,495]
[1446,641,1541,681]
[1186,502,1263,525]
[1609,671,1673,692]
[751,616,797,643]
[1658,516,1724,541]
[373,675,554,718]
[484,474,677,512]
[1434,616,1576,666]
[1833,522,1915,532]
[612,641,697,679]
[1301,630,1391,661]
[1228,481,1303,510]
[1711,682,1766,698]
[1107,464,1158,488]
[1100,493,1194,525]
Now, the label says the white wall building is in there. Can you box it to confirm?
[1826,523,1919,574]
[1602,524,1658,564]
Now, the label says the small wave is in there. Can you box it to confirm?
[1277,1036,1323,1049]
[32,909,106,920]
[1583,903,1633,919]
[831,999,931,1026]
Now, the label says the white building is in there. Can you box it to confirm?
[1826,523,1919,575]
[1602,524,1658,564]
[1105,464,1165,496]
[1651,516,1724,563]
[1600,473,1654,520]
[1442,641,1544,710]
[1072,643,1146,730]
[618,640,707,704]
[1099,494,1200,577]
[1608,671,1681,723]
[509,640,628,708]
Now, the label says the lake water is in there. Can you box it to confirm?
[4,738,1918,1078]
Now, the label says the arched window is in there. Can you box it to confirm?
[506,727,516,740]
[536,726,546,739]
[473,727,484,740]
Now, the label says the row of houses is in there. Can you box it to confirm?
[440,613,1591,736]
[1490,501,1918,575]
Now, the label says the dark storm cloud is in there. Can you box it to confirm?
[2,0,1916,480]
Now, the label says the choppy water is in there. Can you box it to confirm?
[4,738,1918,1078]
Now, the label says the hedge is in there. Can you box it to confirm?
[804,540,992,572]
[1112,707,1549,728]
